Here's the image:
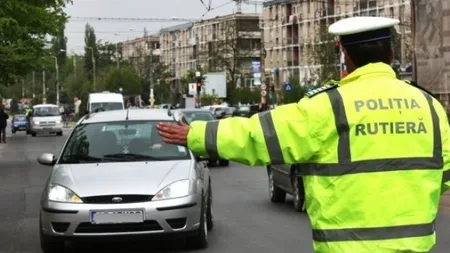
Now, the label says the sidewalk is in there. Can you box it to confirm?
[441,192,450,212]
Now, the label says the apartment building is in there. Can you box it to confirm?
[262,0,411,87]
[121,35,161,62]
[159,13,262,89]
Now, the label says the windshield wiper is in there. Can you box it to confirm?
[60,155,103,163]
[103,153,164,161]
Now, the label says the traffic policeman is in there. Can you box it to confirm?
[157,16,450,253]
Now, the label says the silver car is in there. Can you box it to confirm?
[37,109,214,253]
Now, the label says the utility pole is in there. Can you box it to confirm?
[400,7,406,65]
[42,70,46,104]
[259,17,267,108]
[86,47,96,91]
[116,43,120,68]
[149,46,155,107]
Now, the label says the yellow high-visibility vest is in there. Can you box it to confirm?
[187,62,450,252]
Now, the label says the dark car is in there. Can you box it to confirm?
[267,164,305,212]
[233,105,260,118]
[11,114,28,133]
[178,109,230,167]
[213,107,236,119]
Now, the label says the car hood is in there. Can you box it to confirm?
[50,160,192,197]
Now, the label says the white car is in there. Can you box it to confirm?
[29,104,63,137]
[38,109,214,252]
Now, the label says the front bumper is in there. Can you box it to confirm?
[40,194,202,239]
[31,124,63,134]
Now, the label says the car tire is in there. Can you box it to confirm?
[206,181,214,231]
[207,160,217,167]
[268,166,286,203]
[12,129,16,134]
[187,192,208,249]
[292,175,305,212]
[40,221,65,253]
[218,159,229,167]
[31,132,36,137]
[56,132,63,136]
[26,130,30,135]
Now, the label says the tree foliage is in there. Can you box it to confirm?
[84,23,97,79]
[0,0,71,85]
[315,20,339,83]
[103,66,142,94]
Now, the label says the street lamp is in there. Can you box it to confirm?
[50,49,65,107]
[85,46,96,91]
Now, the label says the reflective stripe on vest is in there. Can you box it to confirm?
[444,170,450,183]
[204,112,285,164]
[300,89,443,176]
[205,120,220,159]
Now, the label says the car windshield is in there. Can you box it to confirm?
[237,106,250,112]
[183,112,215,123]
[33,107,59,116]
[59,120,191,164]
[91,102,123,111]
[14,116,26,121]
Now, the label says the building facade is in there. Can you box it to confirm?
[159,13,262,89]
[262,0,412,87]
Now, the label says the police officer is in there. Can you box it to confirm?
[157,16,450,253]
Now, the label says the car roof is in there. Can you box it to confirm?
[33,104,57,108]
[80,109,174,124]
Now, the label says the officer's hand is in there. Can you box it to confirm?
[156,122,189,146]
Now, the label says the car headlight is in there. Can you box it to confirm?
[153,179,190,201]
[33,121,39,125]
[48,184,83,203]
[55,120,61,124]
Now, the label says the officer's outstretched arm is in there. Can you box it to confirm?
[187,101,321,166]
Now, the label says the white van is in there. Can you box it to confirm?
[29,104,63,137]
[87,92,124,113]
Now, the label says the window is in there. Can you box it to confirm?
[183,111,215,123]
[33,107,59,116]
[59,121,190,164]
[91,102,123,111]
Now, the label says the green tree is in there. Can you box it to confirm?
[279,78,306,104]
[231,87,260,104]
[315,18,339,83]
[0,0,71,85]
[103,66,141,95]
[84,23,98,80]
[51,24,67,68]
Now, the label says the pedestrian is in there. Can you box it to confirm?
[0,105,9,143]
[157,16,450,253]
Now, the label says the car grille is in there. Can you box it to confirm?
[81,195,154,204]
[75,220,162,233]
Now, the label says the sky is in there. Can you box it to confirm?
[64,0,264,54]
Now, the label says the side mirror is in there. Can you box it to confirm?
[37,153,56,166]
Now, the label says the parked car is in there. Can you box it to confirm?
[232,105,260,118]
[176,108,230,167]
[213,107,236,119]
[11,114,28,133]
[267,164,305,212]
[37,109,214,253]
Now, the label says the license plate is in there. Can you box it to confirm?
[43,128,52,131]
[90,210,144,224]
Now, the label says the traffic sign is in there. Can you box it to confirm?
[260,90,267,96]
[284,82,292,92]
[261,84,267,90]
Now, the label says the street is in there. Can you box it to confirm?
[0,131,449,253]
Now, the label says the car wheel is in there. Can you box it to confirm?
[268,167,286,203]
[12,129,16,134]
[218,159,229,167]
[292,175,305,212]
[207,160,217,167]
[206,181,214,230]
[31,133,36,137]
[40,220,65,253]
[56,132,63,136]
[187,192,208,249]
[26,130,30,135]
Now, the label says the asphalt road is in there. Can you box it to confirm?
[0,129,449,253]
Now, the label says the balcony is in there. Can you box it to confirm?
[287,37,299,45]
